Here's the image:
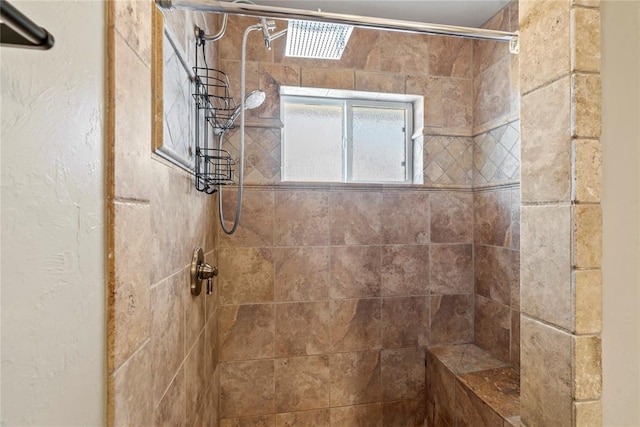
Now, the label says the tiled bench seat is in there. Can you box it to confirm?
[426,344,521,427]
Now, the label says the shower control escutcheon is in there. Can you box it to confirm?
[190,247,218,296]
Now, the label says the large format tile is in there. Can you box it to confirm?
[113,343,152,427]
[519,0,571,94]
[274,247,329,302]
[426,353,455,426]
[429,36,473,78]
[329,246,381,299]
[259,63,301,119]
[275,190,329,246]
[113,202,150,370]
[205,313,219,382]
[219,304,275,361]
[150,273,185,406]
[218,15,275,62]
[381,192,429,244]
[381,348,426,401]
[457,367,520,419]
[218,247,274,304]
[521,76,572,203]
[330,299,381,352]
[330,351,382,406]
[430,295,474,345]
[153,368,185,426]
[406,75,443,127]
[442,78,473,130]
[474,189,511,246]
[114,0,152,66]
[474,245,516,306]
[430,245,474,294]
[459,367,520,419]
[382,400,426,427]
[475,296,511,363]
[474,58,511,127]
[183,265,205,352]
[520,317,572,427]
[275,355,330,412]
[381,296,429,348]
[521,205,572,329]
[113,34,151,201]
[355,71,405,94]
[329,192,382,245]
[474,7,510,75]
[381,245,429,297]
[454,380,503,427]
[378,31,430,75]
[220,189,275,247]
[219,359,275,418]
[275,301,330,356]
[430,192,473,243]
[301,68,354,90]
[149,163,209,284]
[428,344,507,375]
[330,404,382,427]
[185,332,206,427]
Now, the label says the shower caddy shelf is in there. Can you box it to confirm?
[192,48,237,194]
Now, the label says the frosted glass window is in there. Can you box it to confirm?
[282,102,343,182]
[351,106,407,182]
[282,94,412,184]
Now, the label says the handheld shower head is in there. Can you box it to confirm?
[218,90,266,133]
[243,89,266,110]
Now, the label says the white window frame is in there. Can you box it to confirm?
[280,87,423,185]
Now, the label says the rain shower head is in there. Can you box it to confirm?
[285,20,353,60]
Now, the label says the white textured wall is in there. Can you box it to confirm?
[601,1,640,425]
[0,1,105,425]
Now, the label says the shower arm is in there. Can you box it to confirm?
[155,0,519,52]
[258,18,288,50]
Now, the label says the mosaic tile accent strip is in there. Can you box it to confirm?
[423,135,473,187]
[473,120,520,186]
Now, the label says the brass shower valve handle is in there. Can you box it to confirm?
[190,247,218,296]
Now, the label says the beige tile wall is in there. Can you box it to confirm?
[218,16,477,189]
[216,187,474,424]
[108,2,220,426]
[519,0,603,425]
[213,4,523,425]
[472,1,522,369]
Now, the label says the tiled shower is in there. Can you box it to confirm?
[211,2,520,425]
[108,0,604,425]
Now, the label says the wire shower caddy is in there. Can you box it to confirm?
[192,41,238,194]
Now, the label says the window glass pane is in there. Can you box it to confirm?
[351,106,406,182]
[282,102,343,182]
